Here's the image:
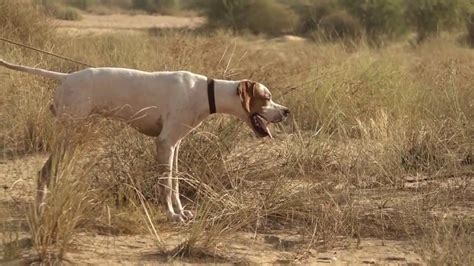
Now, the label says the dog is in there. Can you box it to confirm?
[0,59,290,222]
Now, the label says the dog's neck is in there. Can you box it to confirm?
[213,79,246,117]
[193,78,246,125]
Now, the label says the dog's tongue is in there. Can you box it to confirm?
[264,124,273,138]
[255,115,272,138]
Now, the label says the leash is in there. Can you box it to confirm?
[0,37,95,68]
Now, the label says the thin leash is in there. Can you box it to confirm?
[0,37,95,68]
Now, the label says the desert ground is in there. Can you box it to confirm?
[1,8,473,265]
[2,152,437,264]
[54,13,204,35]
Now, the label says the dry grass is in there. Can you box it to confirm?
[0,1,473,263]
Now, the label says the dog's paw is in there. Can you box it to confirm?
[181,210,194,220]
[168,212,185,223]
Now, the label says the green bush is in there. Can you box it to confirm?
[340,0,406,46]
[405,0,465,43]
[291,0,339,34]
[55,6,82,20]
[66,0,96,10]
[318,9,362,41]
[465,1,474,47]
[198,0,298,36]
[132,0,178,14]
[468,13,474,47]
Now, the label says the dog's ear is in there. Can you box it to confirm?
[237,80,255,114]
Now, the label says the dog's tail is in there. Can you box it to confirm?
[0,59,68,80]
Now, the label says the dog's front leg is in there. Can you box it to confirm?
[155,138,184,222]
[172,140,193,220]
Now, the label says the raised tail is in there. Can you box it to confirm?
[0,59,68,80]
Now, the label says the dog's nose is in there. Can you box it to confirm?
[282,108,290,117]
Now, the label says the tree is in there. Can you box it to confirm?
[340,0,406,46]
[197,0,298,36]
[405,0,465,43]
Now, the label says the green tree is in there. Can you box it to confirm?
[289,0,339,34]
[198,0,297,36]
[405,0,465,43]
[319,9,362,41]
[132,0,178,14]
[464,0,474,47]
[340,0,406,46]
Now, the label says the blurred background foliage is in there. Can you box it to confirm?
[33,0,474,47]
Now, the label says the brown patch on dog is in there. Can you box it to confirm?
[237,80,269,114]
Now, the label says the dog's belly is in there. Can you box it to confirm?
[129,115,163,137]
[94,103,164,137]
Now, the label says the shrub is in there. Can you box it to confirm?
[465,1,474,47]
[54,6,83,20]
[405,0,465,43]
[340,0,406,46]
[289,0,339,34]
[467,13,474,47]
[198,0,298,36]
[66,0,96,10]
[132,0,178,14]
[318,9,362,41]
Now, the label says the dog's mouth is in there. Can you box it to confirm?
[250,113,272,138]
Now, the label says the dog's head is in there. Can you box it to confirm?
[237,80,290,138]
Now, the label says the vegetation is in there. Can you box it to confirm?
[465,0,474,46]
[1,0,473,264]
[405,0,466,43]
[197,0,297,35]
[340,0,406,46]
[318,9,362,42]
[132,0,178,14]
[35,0,474,44]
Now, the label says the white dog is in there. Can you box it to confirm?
[0,59,290,222]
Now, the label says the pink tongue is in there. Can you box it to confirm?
[257,115,272,138]
[265,125,273,138]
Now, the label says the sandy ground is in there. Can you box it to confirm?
[0,154,426,264]
[54,13,204,36]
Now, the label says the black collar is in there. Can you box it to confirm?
[207,77,216,114]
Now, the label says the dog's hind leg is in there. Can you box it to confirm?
[155,137,184,222]
[171,140,193,220]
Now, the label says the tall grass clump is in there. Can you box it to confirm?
[0,72,56,154]
[27,122,99,262]
[0,0,53,44]
[417,219,474,265]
